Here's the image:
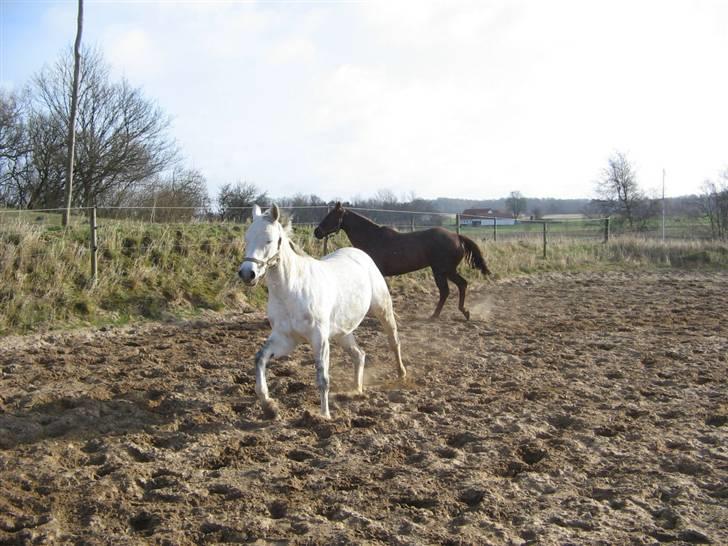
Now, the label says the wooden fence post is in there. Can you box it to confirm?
[456,214,461,235]
[542,221,548,259]
[604,217,610,243]
[89,206,98,284]
[411,215,415,232]
[493,218,497,241]
[322,204,331,255]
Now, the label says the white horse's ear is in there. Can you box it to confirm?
[270,203,280,222]
[252,204,262,218]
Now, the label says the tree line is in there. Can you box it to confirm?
[592,151,727,239]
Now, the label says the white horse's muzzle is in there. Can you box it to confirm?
[239,254,279,286]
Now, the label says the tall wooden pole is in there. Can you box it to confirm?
[62,0,83,227]
[661,169,666,241]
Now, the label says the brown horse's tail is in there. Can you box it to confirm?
[459,235,492,276]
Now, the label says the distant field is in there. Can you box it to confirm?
[456,216,714,241]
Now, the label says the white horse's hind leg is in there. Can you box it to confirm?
[371,296,406,380]
[311,330,332,419]
[254,332,295,418]
[340,333,366,393]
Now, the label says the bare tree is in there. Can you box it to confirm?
[373,188,398,209]
[505,190,527,219]
[701,173,728,240]
[63,0,83,226]
[24,110,66,208]
[27,46,177,209]
[218,181,268,222]
[277,192,326,223]
[123,167,210,222]
[595,151,644,228]
[0,91,30,206]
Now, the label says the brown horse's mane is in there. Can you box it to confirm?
[344,209,399,236]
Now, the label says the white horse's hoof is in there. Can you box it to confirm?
[262,400,280,420]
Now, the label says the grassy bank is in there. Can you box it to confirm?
[1,217,727,335]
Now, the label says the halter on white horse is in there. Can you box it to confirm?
[238,204,405,419]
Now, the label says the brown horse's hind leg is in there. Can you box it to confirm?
[431,272,450,319]
[447,271,470,321]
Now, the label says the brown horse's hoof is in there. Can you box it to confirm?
[463,310,470,321]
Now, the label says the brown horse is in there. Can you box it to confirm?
[314,203,491,320]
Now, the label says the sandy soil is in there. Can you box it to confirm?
[1,271,726,545]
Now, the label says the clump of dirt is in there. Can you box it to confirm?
[1,271,726,544]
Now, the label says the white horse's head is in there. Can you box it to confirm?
[238,204,285,286]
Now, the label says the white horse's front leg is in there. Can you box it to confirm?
[311,331,331,419]
[255,332,295,418]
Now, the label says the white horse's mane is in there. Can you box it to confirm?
[262,210,309,257]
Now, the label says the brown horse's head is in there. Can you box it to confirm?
[314,202,346,239]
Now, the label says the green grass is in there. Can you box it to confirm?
[0,218,251,334]
[0,215,726,335]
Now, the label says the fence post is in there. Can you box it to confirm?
[603,217,610,243]
[542,221,548,259]
[411,215,415,232]
[89,206,98,284]
[456,214,461,235]
[322,204,331,255]
[493,218,497,241]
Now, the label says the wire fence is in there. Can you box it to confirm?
[0,204,718,286]
[0,204,715,237]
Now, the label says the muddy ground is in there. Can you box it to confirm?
[1,271,726,545]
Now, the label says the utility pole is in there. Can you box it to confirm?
[662,169,666,242]
[62,0,83,227]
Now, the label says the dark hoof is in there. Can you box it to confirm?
[463,310,470,321]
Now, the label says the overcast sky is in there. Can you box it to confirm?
[2,0,727,201]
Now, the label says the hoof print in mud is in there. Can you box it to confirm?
[446,431,481,448]
[704,413,726,427]
[129,511,161,536]
[268,500,288,519]
[459,488,486,508]
[518,442,547,466]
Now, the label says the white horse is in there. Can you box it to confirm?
[238,204,406,419]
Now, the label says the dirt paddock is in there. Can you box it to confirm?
[1,271,726,545]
